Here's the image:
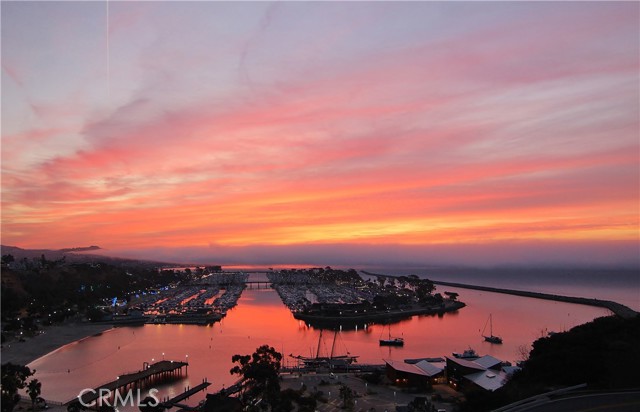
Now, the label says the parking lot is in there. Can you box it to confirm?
[280,372,461,412]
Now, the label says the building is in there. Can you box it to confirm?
[445,355,519,393]
[385,358,445,388]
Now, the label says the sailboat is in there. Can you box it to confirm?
[379,324,404,346]
[290,329,358,369]
[482,314,503,344]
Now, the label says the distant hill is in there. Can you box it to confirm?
[58,245,102,253]
[0,245,175,268]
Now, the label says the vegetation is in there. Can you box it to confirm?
[230,345,318,412]
[1,253,196,332]
[338,384,355,410]
[26,379,42,412]
[231,345,283,407]
[1,363,36,412]
[460,315,640,411]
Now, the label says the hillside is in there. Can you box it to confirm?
[460,314,640,411]
[1,245,173,268]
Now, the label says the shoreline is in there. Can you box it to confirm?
[1,321,114,366]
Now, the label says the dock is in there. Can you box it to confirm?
[67,360,188,406]
[159,380,211,409]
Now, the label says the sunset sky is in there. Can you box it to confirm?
[2,1,638,267]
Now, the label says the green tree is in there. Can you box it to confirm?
[1,363,34,412]
[230,345,283,406]
[26,379,41,411]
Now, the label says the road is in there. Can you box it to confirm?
[503,391,640,412]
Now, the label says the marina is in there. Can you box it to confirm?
[123,273,249,325]
[26,284,612,406]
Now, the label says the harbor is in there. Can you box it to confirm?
[268,268,465,329]
[21,277,616,406]
[121,272,249,325]
[111,269,469,328]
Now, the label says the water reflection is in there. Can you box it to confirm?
[29,287,609,406]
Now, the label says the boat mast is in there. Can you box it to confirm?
[330,330,338,359]
[316,329,323,359]
[490,314,493,336]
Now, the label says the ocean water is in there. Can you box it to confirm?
[359,266,639,311]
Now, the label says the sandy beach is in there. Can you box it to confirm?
[1,321,113,366]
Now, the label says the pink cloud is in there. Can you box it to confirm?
[2,2,637,266]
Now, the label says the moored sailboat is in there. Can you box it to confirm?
[290,329,358,369]
[482,314,503,344]
[379,324,404,346]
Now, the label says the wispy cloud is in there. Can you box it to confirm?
[1,1,638,266]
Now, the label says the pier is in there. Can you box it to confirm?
[243,281,273,289]
[67,360,189,406]
[159,380,211,409]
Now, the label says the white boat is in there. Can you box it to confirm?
[452,348,478,359]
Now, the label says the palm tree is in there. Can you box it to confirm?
[26,379,41,412]
[339,384,354,410]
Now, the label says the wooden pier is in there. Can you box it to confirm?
[159,380,211,409]
[67,360,189,406]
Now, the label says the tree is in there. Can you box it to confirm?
[230,345,283,406]
[27,379,41,411]
[339,384,354,410]
[415,280,435,303]
[86,306,107,322]
[1,363,34,412]
[516,344,531,363]
[1,254,14,266]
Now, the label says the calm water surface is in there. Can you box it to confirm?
[29,285,610,405]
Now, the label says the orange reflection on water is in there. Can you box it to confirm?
[28,286,609,406]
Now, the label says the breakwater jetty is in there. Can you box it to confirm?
[431,280,638,319]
